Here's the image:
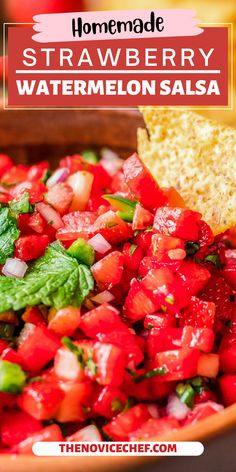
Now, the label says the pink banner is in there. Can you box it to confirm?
[32,10,202,43]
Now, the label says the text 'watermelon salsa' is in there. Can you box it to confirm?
[0,150,235,452]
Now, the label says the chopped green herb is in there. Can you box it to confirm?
[81,150,99,164]
[134,367,166,383]
[111,398,123,412]
[125,367,136,378]
[129,244,137,256]
[123,397,134,412]
[67,238,95,266]
[28,376,45,384]
[165,295,174,305]
[106,222,118,228]
[0,360,26,394]
[62,337,85,368]
[0,242,94,313]
[147,323,154,330]
[185,241,200,257]
[41,169,52,184]
[144,226,153,232]
[103,194,136,222]
[161,305,167,313]
[9,192,33,215]
[86,354,97,376]
[229,295,235,302]
[176,383,195,408]
[205,254,223,269]
[0,207,20,264]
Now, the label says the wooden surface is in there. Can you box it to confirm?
[0,107,236,471]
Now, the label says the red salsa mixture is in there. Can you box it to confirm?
[0,150,236,453]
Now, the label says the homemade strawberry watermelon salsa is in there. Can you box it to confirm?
[0,150,236,452]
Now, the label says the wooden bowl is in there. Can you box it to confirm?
[0,108,236,471]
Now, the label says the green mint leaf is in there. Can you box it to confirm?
[9,192,33,214]
[81,150,99,164]
[0,242,94,313]
[0,207,20,264]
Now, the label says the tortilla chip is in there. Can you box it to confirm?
[138,107,236,234]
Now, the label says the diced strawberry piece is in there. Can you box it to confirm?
[14,234,49,261]
[180,296,215,328]
[223,249,236,290]
[219,375,236,406]
[200,273,236,326]
[56,211,96,241]
[28,212,45,234]
[92,210,133,245]
[155,348,200,381]
[103,404,151,441]
[91,251,124,290]
[59,154,85,174]
[129,417,180,441]
[18,325,61,372]
[123,279,157,322]
[184,401,223,426]
[55,381,93,423]
[110,171,130,195]
[48,306,81,337]
[93,386,127,418]
[219,334,236,373]
[177,260,211,296]
[15,425,63,455]
[181,326,214,352]
[18,381,64,420]
[197,220,214,248]
[132,203,154,230]
[153,207,201,240]
[197,353,219,378]
[1,165,28,186]
[133,230,155,254]
[93,342,126,387]
[0,154,13,177]
[17,213,31,233]
[10,181,46,204]
[1,411,42,447]
[45,183,73,215]
[123,153,167,211]
[122,242,143,272]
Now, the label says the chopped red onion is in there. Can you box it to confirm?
[88,234,111,254]
[2,257,28,278]
[147,403,159,419]
[166,394,190,420]
[36,202,64,230]
[91,290,115,304]
[46,167,69,189]
[100,148,123,176]
[17,323,35,346]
